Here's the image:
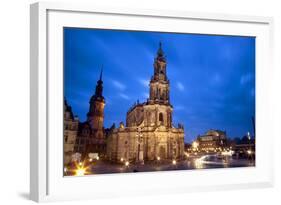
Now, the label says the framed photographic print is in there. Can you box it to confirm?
[30,2,274,202]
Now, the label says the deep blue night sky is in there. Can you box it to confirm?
[64,27,255,143]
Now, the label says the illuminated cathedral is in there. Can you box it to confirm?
[64,43,185,164]
[106,43,185,162]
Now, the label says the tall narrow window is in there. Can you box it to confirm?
[159,113,164,125]
[64,135,68,143]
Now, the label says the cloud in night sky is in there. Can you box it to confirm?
[174,105,186,111]
[64,28,255,142]
[112,80,126,91]
[176,82,185,91]
[118,93,130,100]
[139,79,150,87]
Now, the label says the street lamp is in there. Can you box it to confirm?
[247,132,252,162]
[192,141,199,153]
[247,132,251,140]
[157,156,161,161]
[172,159,177,165]
[75,167,86,176]
[192,141,198,149]
[125,161,130,167]
[74,162,89,176]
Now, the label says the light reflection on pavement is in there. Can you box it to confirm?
[67,155,255,176]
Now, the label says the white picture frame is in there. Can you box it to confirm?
[30,2,274,202]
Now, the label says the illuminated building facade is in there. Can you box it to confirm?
[107,43,185,162]
[63,99,79,164]
[196,129,227,152]
[74,70,106,158]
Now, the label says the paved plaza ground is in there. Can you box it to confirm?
[65,155,255,176]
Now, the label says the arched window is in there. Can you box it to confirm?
[159,113,164,125]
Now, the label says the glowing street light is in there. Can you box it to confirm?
[75,167,86,176]
[73,160,89,176]
[247,132,251,140]
[96,156,99,160]
[120,158,124,162]
[192,141,199,149]
[172,159,177,165]
[89,158,93,162]
[247,150,252,155]
[125,161,130,167]
[157,156,161,161]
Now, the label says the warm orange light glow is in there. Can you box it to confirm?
[71,161,90,176]
[172,160,177,165]
[125,161,129,166]
[75,167,86,176]
[192,141,199,149]
[184,152,189,157]
[157,156,161,161]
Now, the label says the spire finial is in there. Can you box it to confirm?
[157,41,164,57]
[94,65,104,98]
[99,65,103,81]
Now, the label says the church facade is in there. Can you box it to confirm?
[107,43,185,162]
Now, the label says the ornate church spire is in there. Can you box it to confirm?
[87,66,106,130]
[149,42,170,105]
[153,42,167,81]
[94,67,104,99]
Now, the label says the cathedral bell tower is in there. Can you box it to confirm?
[87,69,105,131]
[149,42,170,105]
[145,42,173,128]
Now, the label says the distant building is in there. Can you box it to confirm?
[64,99,79,164]
[233,135,255,158]
[106,43,185,162]
[74,70,107,158]
[196,129,227,152]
